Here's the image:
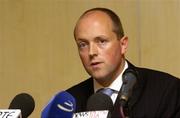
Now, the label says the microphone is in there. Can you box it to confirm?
[8,93,35,118]
[86,92,113,111]
[41,91,76,118]
[79,92,113,118]
[119,68,137,107]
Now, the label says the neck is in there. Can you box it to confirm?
[96,59,126,87]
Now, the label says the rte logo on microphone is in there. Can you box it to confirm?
[57,100,74,112]
[0,109,22,118]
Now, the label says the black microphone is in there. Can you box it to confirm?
[86,92,113,118]
[9,93,35,118]
[119,69,137,107]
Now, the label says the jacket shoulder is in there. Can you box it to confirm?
[67,78,93,94]
[66,78,94,112]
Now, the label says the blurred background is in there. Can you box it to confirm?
[0,0,180,117]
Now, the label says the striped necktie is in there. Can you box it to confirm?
[97,88,114,97]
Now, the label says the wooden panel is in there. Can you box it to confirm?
[1,0,179,117]
[139,1,180,77]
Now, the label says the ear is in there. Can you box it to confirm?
[120,36,128,54]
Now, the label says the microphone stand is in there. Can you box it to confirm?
[120,105,130,118]
[120,106,126,118]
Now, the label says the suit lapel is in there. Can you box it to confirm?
[80,78,94,111]
[111,60,145,117]
[127,61,145,115]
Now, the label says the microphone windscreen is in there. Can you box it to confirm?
[41,91,76,118]
[9,93,35,118]
[86,92,113,112]
[120,68,137,106]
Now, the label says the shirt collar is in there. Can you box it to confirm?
[94,61,128,92]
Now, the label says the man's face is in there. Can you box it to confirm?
[74,11,128,85]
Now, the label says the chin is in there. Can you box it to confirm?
[89,70,109,80]
[93,76,112,87]
[92,74,108,81]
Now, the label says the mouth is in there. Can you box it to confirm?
[90,62,102,67]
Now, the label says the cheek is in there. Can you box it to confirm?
[103,46,122,64]
[79,52,89,65]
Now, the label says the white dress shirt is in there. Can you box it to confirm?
[93,61,128,104]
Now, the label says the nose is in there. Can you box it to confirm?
[89,43,98,58]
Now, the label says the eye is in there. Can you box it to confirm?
[99,39,107,44]
[77,41,88,49]
[97,38,108,45]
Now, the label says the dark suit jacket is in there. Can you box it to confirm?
[67,61,180,118]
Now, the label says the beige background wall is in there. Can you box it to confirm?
[0,0,180,117]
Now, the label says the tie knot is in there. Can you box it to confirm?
[97,88,114,97]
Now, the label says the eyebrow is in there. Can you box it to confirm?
[76,38,89,44]
[77,35,108,40]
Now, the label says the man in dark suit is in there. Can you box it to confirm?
[67,7,180,117]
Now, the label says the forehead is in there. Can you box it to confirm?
[75,11,114,36]
[82,10,110,19]
[78,10,112,25]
